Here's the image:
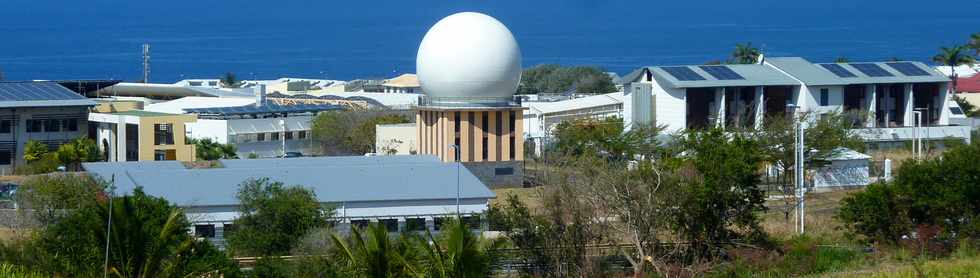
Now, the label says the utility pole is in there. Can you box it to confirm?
[787,104,805,234]
[142,43,151,83]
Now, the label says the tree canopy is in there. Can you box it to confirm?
[311,110,410,155]
[226,178,332,256]
[517,64,617,95]
[192,137,238,160]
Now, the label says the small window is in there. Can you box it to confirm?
[63,119,78,131]
[154,124,174,145]
[819,88,829,106]
[351,220,370,229]
[0,120,10,133]
[404,218,426,232]
[461,215,481,229]
[0,150,10,165]
[285,131,294,140]
[495,167,514,176]
[26,120,42,133]
[380,219,398,232]
[433,217,447,231]
[271,132,280,141]
[951,107,964,115]
[298,130,307,139]
[194,224,215,238]
[222,224,235,237]
[256,133,265,141]
[44,119,61,132]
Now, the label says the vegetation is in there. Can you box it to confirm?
[835,57,850,63]
[221,72,241,88]
[227,178,332,256]
[55,137,102,170]
[13,173,104,225]
[18,138,102,174]
[192,137,238,160]
[933,45,976,77]
[730,42,761,64]
[310,110,410,155]
[953,94,979,117]
[551,117,663,161]
[517,64,617,95]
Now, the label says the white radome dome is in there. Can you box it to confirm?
[416,12,522,104]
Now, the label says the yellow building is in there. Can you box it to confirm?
[89,110,197,161]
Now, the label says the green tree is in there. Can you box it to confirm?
[933,45,976,78]
[191,137,238,160]
[23,140,48,163]
[551,117,663,161]
[25,188,239,276]
[14,173,104,225]
[672,128,768,259]
[227,178,331,256]
[730,42,761,64]
[417,219,499,278]
[517,64,617,95]
[968,33,980,55]
[834,57,850,63]
[836,182,910,243]
[953,94,979,117]
[221,72,241,88]
[331,224,421,277]
[311,110,409,155]
[55,137,102,171]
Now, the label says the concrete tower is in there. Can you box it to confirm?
[415,12,525,186]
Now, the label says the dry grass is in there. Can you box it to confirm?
[491,187,543,211]
[761,189,860,241]
[818,256,980,277]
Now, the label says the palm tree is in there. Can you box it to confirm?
[730,42,761,64]
[220,72,240,88]
[969,33,980,55]
[834,57,850,63]
[417,219,500,278]
[331,224,421,277]
[933,45,977,90]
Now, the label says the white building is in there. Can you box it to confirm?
[621,57,972,146]
[521,92,624,156]
[382,74,422,94]
[812,147,872,190]
[375,123,418,155]
[82,155,495,243]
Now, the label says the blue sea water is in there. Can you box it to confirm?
[0,0,977,83]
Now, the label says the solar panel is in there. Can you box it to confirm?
[661,66,705,81]
[0,82,86,102]
[819,64,857,78]
[698,65,745,80]
[849,63,894,77]
[885,62,930,76]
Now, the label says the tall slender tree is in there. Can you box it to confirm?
[730,42,761,64]
[933,45,976,78]
[968,33,980,56]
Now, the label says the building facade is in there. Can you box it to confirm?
[89,110,197,162]
[0,82,95,173]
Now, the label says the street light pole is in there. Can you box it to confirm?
[787,104,805,234]
[449,144,461,216]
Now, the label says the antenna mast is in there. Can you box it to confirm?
[142,43,151,83]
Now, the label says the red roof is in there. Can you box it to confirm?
[957,74,980,93]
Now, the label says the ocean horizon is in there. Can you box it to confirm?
[1,0,977,83]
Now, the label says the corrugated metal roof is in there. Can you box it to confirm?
[646,64,800,88]
[0,81,96,108]
[184,103,341,116]
[82,155,495,207]
[766,57,949,85]
[526,92,624,115]
[821,147,871,161]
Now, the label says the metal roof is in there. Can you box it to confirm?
[644,64,800,88]
[526,92,624,115]
[82,155,495,207]
[0,81,96,108]
[183,102,342,116]
[765,57,949,86]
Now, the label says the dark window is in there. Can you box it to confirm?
[271,132,280,141]
[0,150,10,165]
[461,215,481,229]
[222,224,236,237]
[0,120,10,133]
[433,217,447,231]
[154,150,168,161]
[380,219,398,232]
[454,112,460,133]
[482,112,489,159]
[495,167,514,176]
[495,111,502,135]
[510,136,515,160]
[482,137,488,159]
[951,107,964,115]
[404,218,426,232]
[26,120,42,133]
[44,119,60,132]
[509,111,516,133]
[819,88,829,106]
[257,133,265,141]
[298,130,307,139]
[351,220,370,229]
[154,124,174,145]
[195,224,215,238]
[285,131,294,140]
[63,119,78,131]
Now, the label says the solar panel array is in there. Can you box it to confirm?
[0,82,86,101]
[885,62,930,76]
[819,64,858,78]
[184,103,341,115]
[661,66,705,81]
[699,66,745,80]
[849,63,894,77]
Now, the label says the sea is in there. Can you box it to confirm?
[0,0,978,83]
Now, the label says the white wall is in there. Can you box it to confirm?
[654,86,687,133]
[186,119,228,143]
[375,124,417,155]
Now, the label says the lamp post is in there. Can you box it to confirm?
[280,119,286,159]
[787,104,806,234]
[913,108,927,159]
[449,144,461,216]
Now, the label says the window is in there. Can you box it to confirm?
[380,219,398,232]
[154,124,174,145]
[461,215,481,229]
[44,119,61,132]
[26,120,42,133]
[285,131,294,140]
[404,218,426,232]
[819,88,829,106]
[256,133,265,141]
[222,224,235,237]
[951,107,964,115]
[510,136,515,160]
[351,220,370,229]
[433,217,447,231]
[194,224,215,238]
[0,150,10,165]
[0,120,10,133]
[271,132,280,141]
[495,167,514,176]
[298,130,307,139]
[62,119,78,131]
